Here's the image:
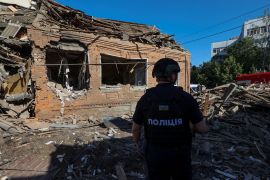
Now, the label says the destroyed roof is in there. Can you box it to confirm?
[0,3,37,26]
[0,0,184,51]
[39,0,184,51]
[0,0,37,9]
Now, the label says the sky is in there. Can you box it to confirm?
[55,0,270,66]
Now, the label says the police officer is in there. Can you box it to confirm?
[132,58,208,180]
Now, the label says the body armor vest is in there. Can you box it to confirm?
[144,87,191,146]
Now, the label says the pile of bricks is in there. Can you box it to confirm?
[192,83,270,179]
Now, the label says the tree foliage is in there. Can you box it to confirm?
[191,57,242,87]
[226,38,264,73]
[191,37,269,88]
[219,56,243,84]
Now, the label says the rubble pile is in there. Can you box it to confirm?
[46,115,145,179]
[0,37,35,119]
[40,0,182,50]
[0,38,31,86]
[0,83,270,179]
[192,83,270,179]
[0,116,102,140]
[0,115,144,179]
[49,136,144,180]
[0,2,38,119]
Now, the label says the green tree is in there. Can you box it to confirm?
[226,38,264,73]
[219,56,243,84]
[191,57,242,88]
[190,65,200,84]
[194,61,221,87]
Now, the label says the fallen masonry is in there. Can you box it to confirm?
[0,83,269,179]
[192,83,270,179]
[0,0,190,120]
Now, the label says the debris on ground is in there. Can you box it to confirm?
[0,83,269,179]
[192,83,270,179]
[0,115,144,179]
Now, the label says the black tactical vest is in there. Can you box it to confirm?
[143,86,192,146]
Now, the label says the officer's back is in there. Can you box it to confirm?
[132,58,208,180]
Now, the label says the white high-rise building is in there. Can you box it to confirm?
[211,16,270,58]
[241,16,270,47]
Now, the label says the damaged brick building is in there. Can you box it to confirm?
[0,0,191,120]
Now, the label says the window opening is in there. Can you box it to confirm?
[101,55,146,86]
[46,48,90,91]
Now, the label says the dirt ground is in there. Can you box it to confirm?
[0,106,270,180]
[0,120,145,180]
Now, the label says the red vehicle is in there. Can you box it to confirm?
[236,72,270,85]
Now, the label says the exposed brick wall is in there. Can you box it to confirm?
[31,47,62,119]
[28,29,191,120]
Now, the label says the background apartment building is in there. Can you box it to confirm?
[241,16,270,47]
[211,15,270,58]
[211,38,238,57]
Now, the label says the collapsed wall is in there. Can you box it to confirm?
[0,35,35,118]
[0,0,191,120]
[0,1,37,118]
[29,31,190,120]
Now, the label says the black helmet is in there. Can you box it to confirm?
[152,58,180,78]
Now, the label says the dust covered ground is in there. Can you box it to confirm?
[0,120,145,180]
[1,84,270,180]
[0,109,270,180]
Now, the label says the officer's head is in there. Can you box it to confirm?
[152,58,180,84]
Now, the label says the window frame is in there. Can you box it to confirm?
[99,54,148,89]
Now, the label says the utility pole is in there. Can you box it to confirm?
[261,9,270,71]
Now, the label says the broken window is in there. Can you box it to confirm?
[247,29,251,36]
[101,54,146,86]
[260,26,267,33]
[253,28,260,35]
[46,42,90,90]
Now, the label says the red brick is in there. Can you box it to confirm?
[28,30,191,120]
